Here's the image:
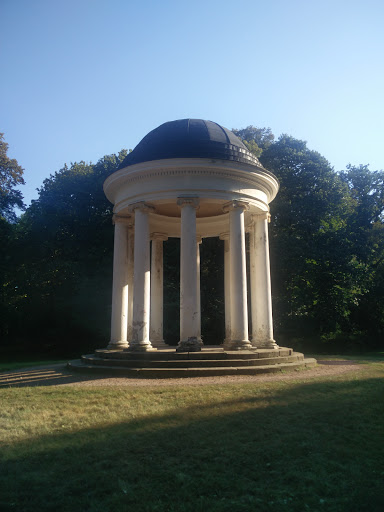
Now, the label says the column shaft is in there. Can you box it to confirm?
[128,204,154,351]
[177,198,202,352]
[108,217,130,349]
[224,202,252,350]
[250,213,278,349]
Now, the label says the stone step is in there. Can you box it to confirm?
[81,353,304,368]
[94,347,293,361]
[68,358,317,378]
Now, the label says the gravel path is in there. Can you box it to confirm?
[0,360,362,388]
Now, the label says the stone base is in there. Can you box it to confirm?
[68,347,317,378]
[107,340,129,350]
[125,342,157,352]
[223,339,253,351]
[151,340,169,349]
[176,337,203,352]
[253,339,279,350]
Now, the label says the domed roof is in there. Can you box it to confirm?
[118,119,262,169]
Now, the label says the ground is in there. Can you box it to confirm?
[0,358,361,388]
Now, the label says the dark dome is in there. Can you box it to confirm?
[119,119,262,168]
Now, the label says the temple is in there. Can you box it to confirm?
[69,119,316,376]
[104,119,279,352]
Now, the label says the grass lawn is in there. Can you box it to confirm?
[1,355,383,512]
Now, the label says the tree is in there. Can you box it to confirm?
[231,132,362,346]
[339,165,384,346]
[232,126,274,157]
[0,133,25,221]
[3,151,128,354]
[0,134,25,343]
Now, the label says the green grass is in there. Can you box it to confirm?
[1,355,383,512]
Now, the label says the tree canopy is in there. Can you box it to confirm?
[232,126,274,157]
[256,136,383,349]
[0,133,25,222]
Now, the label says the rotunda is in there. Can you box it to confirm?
[104,119,279,353]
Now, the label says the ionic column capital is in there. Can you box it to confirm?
[112,214,133,226]
[150,232,168,242]
[177,197,200,209]
[128,202,155,214]
[222,200,250,213]
[252,212,271,223]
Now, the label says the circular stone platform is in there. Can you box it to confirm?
[68,347,316,378]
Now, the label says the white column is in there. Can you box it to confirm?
[196,236,202,342]
[127,202,155,352]
[177,197,202,352]
[150,232,168,348]
[223,201,252,350]
[219,233,231,345]
[127,227,134,341]
[107,215,130,350]
[250,213,278,349]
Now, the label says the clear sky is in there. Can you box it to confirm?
[1,0,383,206]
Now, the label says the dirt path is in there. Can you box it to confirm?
[0,360,362,388]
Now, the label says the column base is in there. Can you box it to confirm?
[151,339,169,349]
[107,340,129,350]
[252,339,279,349]
[224,339,253,351]
[176,337,203,352]
[125,341,157,352]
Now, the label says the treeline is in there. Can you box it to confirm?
[0,129,383,356]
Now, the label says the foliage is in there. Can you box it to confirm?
[339,165,384,343]
[0,135,25,343]
[232,126,274,157]
[200,237,225,343]
[0,133,25,222]
[259,135,355,338]
[1,151,127,353]
[233,133,384,349]
[163,237,180,345]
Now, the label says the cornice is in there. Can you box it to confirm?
[104,161,279,204]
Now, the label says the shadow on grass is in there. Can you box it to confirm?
[0,364,98,387]
[1,377,384,512]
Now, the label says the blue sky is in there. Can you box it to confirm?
[1,0,383,206]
